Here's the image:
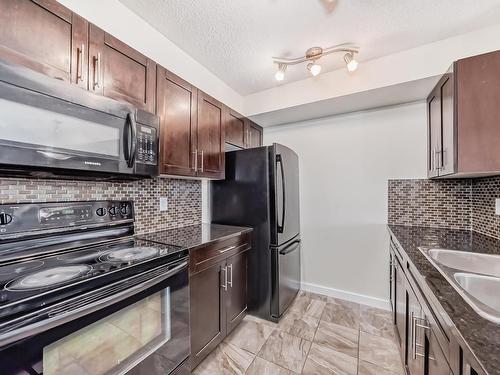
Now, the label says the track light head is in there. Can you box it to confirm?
[344,52,358,72]
[307,62,322,76]
[275,64,286,81]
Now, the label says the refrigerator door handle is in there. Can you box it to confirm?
[279,239,301,255]
[277,154,286,234]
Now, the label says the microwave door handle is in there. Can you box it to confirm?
[124,112,137,168]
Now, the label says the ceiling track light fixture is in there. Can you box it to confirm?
[273,43,359,81]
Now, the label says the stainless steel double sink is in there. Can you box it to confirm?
[419,248,500,323]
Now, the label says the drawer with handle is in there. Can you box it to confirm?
[189,232,251,275]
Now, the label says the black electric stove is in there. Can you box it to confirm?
[0,201,190,375]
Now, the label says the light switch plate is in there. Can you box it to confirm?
[160,197,168,212]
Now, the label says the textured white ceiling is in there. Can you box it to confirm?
[119,0,500,95]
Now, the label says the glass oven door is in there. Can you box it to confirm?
[0,259,189,375]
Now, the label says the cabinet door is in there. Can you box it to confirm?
[395,259,406,352]
[245,120,263,148]
[197,91,225,179]
[157,66,197,176]
[425,327,452,375]
[89,25,156,112]
[190,261,226,368]
[439,71,455,176]
[407,284,425,375]
[389,248,396,320]
[427,89,441,178]
[225,108,246,149]
[226,251,248,334]
[0,0,88,88]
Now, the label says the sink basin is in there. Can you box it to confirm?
[427,249,500,277]
[454,273,500,323]
[419,247,500,323]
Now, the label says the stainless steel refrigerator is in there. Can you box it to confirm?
[211,143,300,322]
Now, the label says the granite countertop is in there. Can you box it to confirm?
[388,225,500,375]
[138,223,252,250]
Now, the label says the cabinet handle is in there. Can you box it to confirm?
[200,150,204,172]
[436,149,443,170]
[93,52,102,89]
[413,315,430,360]
[192,149,198,172]
[411,313,417,360]
[228,264,233,288]
[221,266,228,291]
[219,245,236,254]
[432,148,437,171]
[77,44,84,82]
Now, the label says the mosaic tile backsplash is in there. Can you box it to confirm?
[0,177,202,234]
[472,177,500,239]
[388,177,500,239]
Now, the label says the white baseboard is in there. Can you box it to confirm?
[301,281,391,311]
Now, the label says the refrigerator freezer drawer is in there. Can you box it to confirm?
[271,237,301,318]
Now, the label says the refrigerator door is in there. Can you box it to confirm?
[271,144,300,246]
[271,236,301,318]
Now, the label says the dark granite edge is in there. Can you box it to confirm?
[387,224,497,375]
[138,223,253,251]
[186,225,253,251]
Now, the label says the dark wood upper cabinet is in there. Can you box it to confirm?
[225,108,246,149]
[0,0,88,88]
[427,50,500,178]
[245,119,263,149]
[157,66,197,176]
[89,24,156,113]
[224,107,263,151]
[197,91,225,179]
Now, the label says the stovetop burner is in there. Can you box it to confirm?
[5,265,92,291]
[102,247,160,263]
[0,260,44,276]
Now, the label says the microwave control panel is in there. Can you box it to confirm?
[136,125,157,165]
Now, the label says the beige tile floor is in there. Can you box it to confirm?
[193,291,405,375]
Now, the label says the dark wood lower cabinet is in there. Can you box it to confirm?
[390,240,453,375]
[225,251,248,334]
[190,262,226,366]
[189,233,251,369]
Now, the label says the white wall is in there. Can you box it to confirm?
[245,24,500,117]
[57,0,243,113]
[264,102,427,307]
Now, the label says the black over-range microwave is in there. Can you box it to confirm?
[0,60,159,179]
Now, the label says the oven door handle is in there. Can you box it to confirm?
[0,260,187,348]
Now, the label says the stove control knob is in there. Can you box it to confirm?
[96,207,107,217]
[120,205,129,216]
[108,207,117,216]
[0,213,12,225]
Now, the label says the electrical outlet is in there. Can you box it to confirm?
[159,197,168,212]
[496,199,500,216]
